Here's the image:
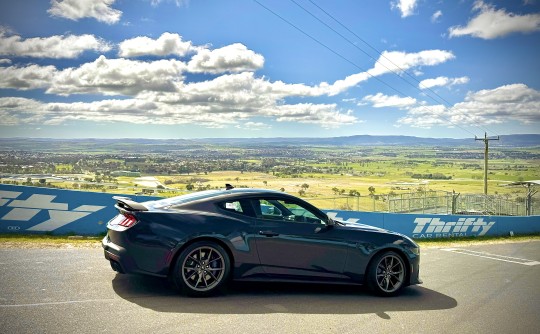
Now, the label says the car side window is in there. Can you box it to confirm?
[219,200,249,216]
[254,199,325,224]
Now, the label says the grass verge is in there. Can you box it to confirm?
[416,233,540,248]
[0,234,104,248]
[1,233,539,249]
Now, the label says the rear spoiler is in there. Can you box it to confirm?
[113,196,149,212]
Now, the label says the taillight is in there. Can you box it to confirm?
[118,214,137,227]
[109,213,138,229]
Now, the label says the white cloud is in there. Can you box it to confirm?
[235,122,272,131]
[362,93,417,108]
[49,56,187,96]
[188,43,265,74]
[119,33,199,58]
[0,58,11,65]
[0,64,56,90]
[419,76,469,89]
[449,1,540,39]
[431,10,443,23]
[48,0,122,24]
[391,0,418,18]
[397,84,540,128]
[0,32,111,58]
[262,104,359,128]
[326,49,455,96]
[0,43,455,129]
[150,0,189,7]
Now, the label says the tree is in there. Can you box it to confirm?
[298,189,306,196]
[186,184,194,191]
[368,186,376,195]
[263,180,267,186]
[301,183,309,190]
[349,190,360,197]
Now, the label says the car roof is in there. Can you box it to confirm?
[144,188,286,209]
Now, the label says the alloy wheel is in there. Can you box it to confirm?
[375,254,405,293]
[181,246,225,292]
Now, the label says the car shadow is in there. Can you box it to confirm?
[111,274,457,315]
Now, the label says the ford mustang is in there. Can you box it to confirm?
[102,186,421,297]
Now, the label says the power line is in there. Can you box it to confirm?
[301,0,501,137]
[253,0,479,137]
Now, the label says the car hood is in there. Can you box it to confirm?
[337,221,392,233]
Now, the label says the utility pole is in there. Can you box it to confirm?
[475,132,499,195]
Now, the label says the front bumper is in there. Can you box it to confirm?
[409,255,422,285]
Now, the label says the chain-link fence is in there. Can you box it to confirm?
[306,191,538,216]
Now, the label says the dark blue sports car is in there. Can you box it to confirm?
[102,186,421,297]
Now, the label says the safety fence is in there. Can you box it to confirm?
[306,191,537,216]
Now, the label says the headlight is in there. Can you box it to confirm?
[402,235,420,255]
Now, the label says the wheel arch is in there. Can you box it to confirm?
[365,246,412,286]
[168,236,235,278]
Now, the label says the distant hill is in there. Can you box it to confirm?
[197,134,540,147]
[0,134,538,151]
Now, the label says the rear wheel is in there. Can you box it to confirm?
[172,241,230,297]
[366,251,406,296]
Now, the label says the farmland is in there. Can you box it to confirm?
[1,137,538,211]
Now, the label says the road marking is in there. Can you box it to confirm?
[442,248,540,266]
[0,298,117,308]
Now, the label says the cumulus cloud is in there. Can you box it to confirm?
[50,56,187,96]
[48,0,122,24]
[419,76,469,89]
[0,31,111,58]
[0,97,241,128]
[362,93,417,108]
[0,64,56,90]
[391,0,418,18]
[449,1,540,39]
[397,84,540,128]
[119,32,199,58]
[188,43,265,74]
[0,43,455,129]
[0,58,11,65]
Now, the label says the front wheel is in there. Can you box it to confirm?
[366,251,406,297]
[172,241,230,297]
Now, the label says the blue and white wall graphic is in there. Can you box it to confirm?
[326,210,540,238]
[0,184,539,237]
[0,184,158,235]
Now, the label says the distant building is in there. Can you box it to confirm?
[111,171,141,177]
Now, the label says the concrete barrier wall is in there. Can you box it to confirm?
[1,184,539,238]
[0,184,159,235]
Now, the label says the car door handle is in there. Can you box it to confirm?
[259,230,279,237]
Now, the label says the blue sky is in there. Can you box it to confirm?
[0,0,539,139]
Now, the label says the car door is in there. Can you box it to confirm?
[251,197,351,280]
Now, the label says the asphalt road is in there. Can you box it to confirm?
[0,241,539,334]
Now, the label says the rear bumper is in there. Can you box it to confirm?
[102,234,138,275]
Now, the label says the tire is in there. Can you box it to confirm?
[172,241,230,297]
[366,250,407,297]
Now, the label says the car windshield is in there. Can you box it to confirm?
[145,190,223,209]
